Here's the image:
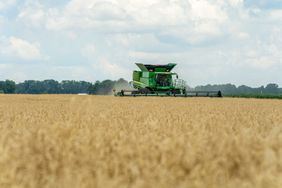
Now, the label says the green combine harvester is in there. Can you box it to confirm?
[114,63,222,97]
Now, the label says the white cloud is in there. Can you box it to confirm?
[37,0,238,50]
[9,37,43,60]
[0,0,16,11]
[237,32,249,39]
[81,42,130,79]
[45,0,228,36]
[0,64,28,81]
[0,36,43,60]
[0,16,4,28]
[16,0,250,44]
[49,65,95,81]
[66,31,77,40]
[81,44,96,57]
[0,63,9,70]
[17,1,46,27]
[0,63,96,82]
[1,0,282,85]
[189,0,227,21]
[228,0,243,7]
[269,10,282,20]
[94,58,129,79]
[246,56,277,69]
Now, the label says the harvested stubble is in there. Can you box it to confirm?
[0,95,282,188]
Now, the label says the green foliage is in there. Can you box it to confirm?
[6,79,129,95]
[195,83,282,96]
[265,83,279,94]
[0,80,16,94]
[60,80,91,94]
[16,80,93,94]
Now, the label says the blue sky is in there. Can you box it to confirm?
[0,0,282,86]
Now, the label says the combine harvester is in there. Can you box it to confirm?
[114,63,222,97]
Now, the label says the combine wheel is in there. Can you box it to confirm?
[132,90,139,95]
[139,88,151,95]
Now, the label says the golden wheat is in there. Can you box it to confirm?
[0,95,281,188]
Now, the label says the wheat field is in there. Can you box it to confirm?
[0,95,281,188]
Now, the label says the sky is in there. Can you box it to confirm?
[0,0,282,87]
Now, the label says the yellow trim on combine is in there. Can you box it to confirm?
[133,81,146,86]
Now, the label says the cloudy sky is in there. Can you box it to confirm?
[0,0,282,86]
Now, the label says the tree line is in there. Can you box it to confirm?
[195,83,282,95]
[0,79,282,95]
[0,79,129,95]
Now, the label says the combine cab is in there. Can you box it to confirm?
[114,63,222,97]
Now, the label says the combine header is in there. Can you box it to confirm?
[114,63,222,97]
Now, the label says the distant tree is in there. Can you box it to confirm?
[195,83,237,95]
[237,85,256,94]
[42,80,60,94]
[60,80,92,94]
[0,81,5,93]
[4,80,16,93]
[221,84,237,94]
[194,83,282,95]
[0,80,16,94]
[16,80,44,94]
[253,86,265,94]
[88,81,100,95]
[265,83,279,94]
